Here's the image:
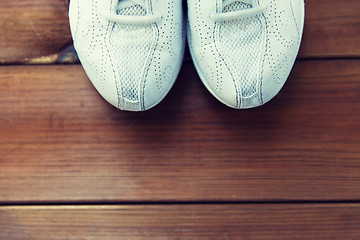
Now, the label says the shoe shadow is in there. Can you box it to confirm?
[101,60,306,163]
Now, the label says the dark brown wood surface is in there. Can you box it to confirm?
[1,1,360,238]
[0,0,72,64]
[298,0,360,58]
[0,0,360,63]
[1,204,360,240]
[1,60,359,203]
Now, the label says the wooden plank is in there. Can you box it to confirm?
[1,204,360,239]
[0,0,73,64]
[0,0,359,63]
[298,0,360,58]
[0,60,360,203]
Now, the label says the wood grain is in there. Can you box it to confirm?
[298,0,360,58]
[1,204,360,239]
[0,0,72,64]
[0,0,360,63]
[0,60,359,203]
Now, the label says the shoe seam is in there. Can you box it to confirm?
[258,12,267,105]
[107,0,123,109]
[257,0,267,105]
[214,22,240,108]
[140,24,159,110]
[140,0,160,110]
[215,0,240,107]
[289,0,301,42]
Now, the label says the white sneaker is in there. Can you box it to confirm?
[69,0,185,111]
[187,0,304,109]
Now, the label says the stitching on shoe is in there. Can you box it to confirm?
[213,23,240,108]
[257,0,267,104]
[258,12,268,105]
[107,0,123,109]
[214,0,241,107]
[289,0,301,42]
[140,23,159,110]
[140,0,160,110]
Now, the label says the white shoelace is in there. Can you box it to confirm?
[103,0,161,25]
[210,0,268,22]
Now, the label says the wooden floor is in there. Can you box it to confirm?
[1,0,360,239]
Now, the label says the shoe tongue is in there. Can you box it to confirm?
[116,4,146,16]
[223,1,253,13]
[239,0,254,5]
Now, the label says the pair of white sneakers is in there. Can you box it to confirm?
[69,0,304,111]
